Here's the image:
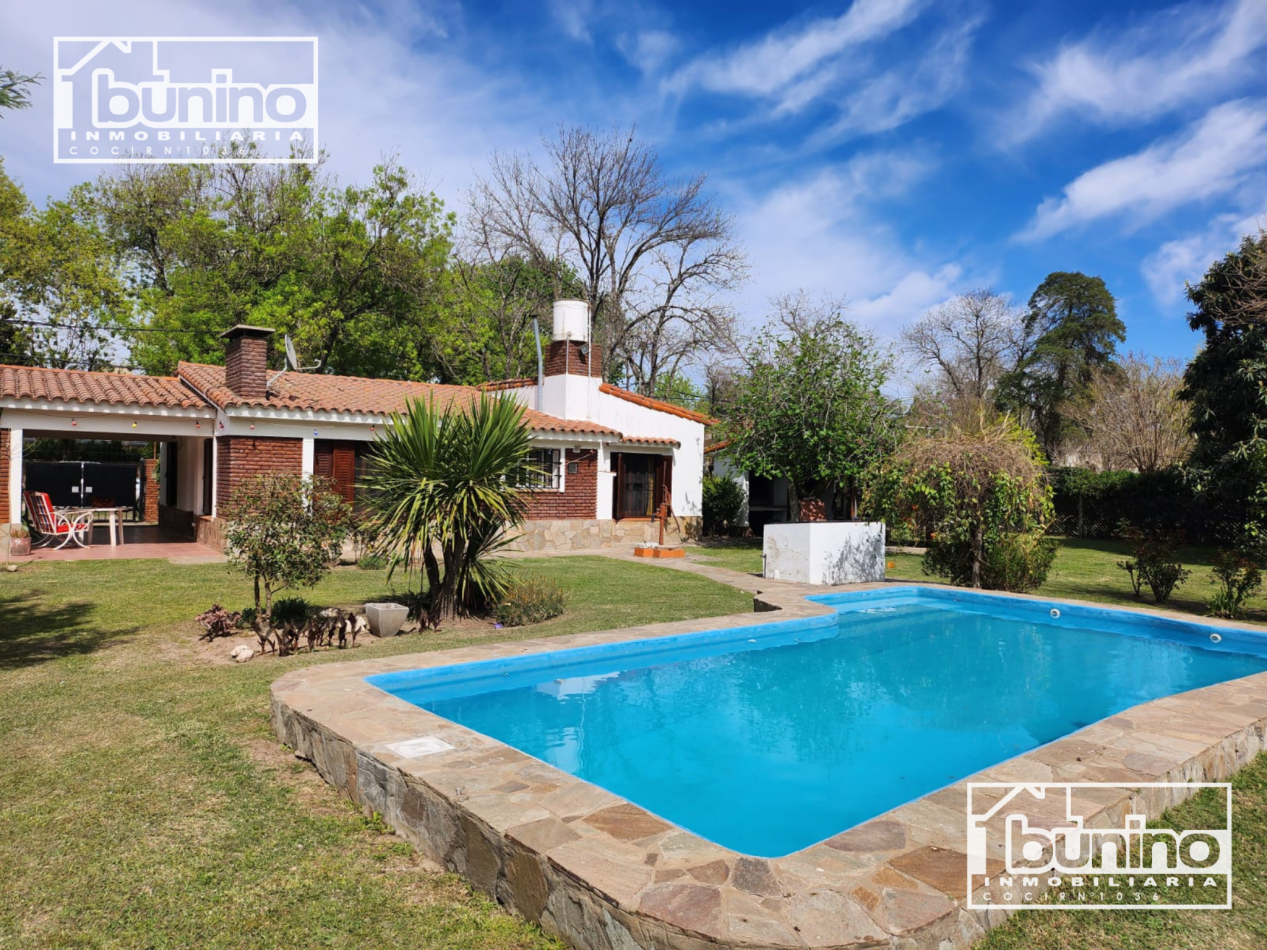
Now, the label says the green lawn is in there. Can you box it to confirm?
[691,537,1267,624]
[6,549,1267,950]
[0,556,750,949]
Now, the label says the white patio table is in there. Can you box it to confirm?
[84,506,129,548]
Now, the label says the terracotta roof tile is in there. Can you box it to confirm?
[704,440,732,454]
[477,378,536,392]
[598,383,718,425]
[0,364,209,410]
[619,436,681,448]
[177,364,619,437]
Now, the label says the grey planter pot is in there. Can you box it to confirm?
[365,602,409,638]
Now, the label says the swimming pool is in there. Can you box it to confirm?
[368,586,1267,858]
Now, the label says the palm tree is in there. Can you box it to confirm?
[361,394,534,620]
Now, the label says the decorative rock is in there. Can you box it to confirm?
[230,644,255,663]
[365,602,409,638]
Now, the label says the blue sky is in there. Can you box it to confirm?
[4,0,1267,366]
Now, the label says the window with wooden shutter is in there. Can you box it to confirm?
[314,440,357,506]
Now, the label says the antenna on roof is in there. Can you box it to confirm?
[283,334,322,373]
[268,334,322,390]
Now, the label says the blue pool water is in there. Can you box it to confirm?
[369,587,1267,857]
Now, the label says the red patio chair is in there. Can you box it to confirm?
[23,491,93,549]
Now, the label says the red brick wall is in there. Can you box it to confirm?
[142,457,159,522]
[215,436,303,508]
[225,333,270,398]
[524,448,597,520]
[0,429,10,521]
[545,340,602,378]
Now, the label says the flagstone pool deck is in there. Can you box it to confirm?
[271,565,1267,950]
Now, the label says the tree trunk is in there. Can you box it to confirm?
[422,545,443,616]
[971,521,985,588]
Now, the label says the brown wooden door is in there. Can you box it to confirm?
[314,440,357,506]
[613,453,671,519]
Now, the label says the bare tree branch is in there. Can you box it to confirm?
[468,125,748,391]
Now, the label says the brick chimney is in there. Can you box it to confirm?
[220,325,274,399]
[545,300,602,378]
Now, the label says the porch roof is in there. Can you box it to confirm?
[0,364,208,411]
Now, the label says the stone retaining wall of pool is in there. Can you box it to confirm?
[270,582,1267,950]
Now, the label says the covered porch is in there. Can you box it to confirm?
[2,378,220,560]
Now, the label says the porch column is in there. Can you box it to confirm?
[7,428,22,523]
[301,437,315,479]
[210,438,219,518]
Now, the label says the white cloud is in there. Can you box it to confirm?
[548,0,595,43]
[811,16,978,140]
[731,153,966,335]
[667,0,926,102]
[1143,204,1267,305]
[1018,100,1267,242]
[1014,0,1267,140]
[617,30,680,74]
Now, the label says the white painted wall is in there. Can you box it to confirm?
[763,522,886,585]
[173,436,210,515]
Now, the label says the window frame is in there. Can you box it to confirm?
[520,447,563,492]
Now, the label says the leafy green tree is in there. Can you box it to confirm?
[88,157,454,378]
[651,372,708,414]
[722,305,900,521]
[996,271,1124,458]
[362,394,534,620]
[0,68,40,115]
[869,412,1055,590]
[220,474,353,623]
[1179,230,1267,547]
[0,161,130,368]
[702,473,744,535]
[433,255,580,385]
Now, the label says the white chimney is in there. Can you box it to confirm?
[552,300,589,342]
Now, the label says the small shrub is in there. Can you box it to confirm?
[237,606,258,630]
[495,576,568,627]
[270,597,311,626]
[1208,550,1263,619]
[10,524,29,539]
[702,473,745,535]
[980,531,1058,593]
[196,604,242,641]
[923,531,1056,592]
[357,553,386,571]
[1117,527,1191,604]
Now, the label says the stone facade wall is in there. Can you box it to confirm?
[544,340,602,378]
[0,428,10,522]
[505,516,702,552]
[142,457,159,522]
[523,449,597,521]
[216,436,303,507]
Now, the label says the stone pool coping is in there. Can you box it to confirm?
[271,581,1267,950]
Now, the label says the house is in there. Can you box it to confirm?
[0,301,712,552]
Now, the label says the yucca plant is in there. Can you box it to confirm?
[361,394,536,620]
